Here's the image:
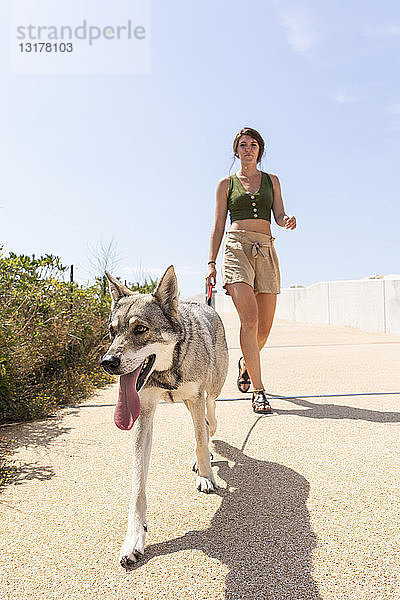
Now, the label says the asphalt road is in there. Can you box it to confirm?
[1,310,400,600]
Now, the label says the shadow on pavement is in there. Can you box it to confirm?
[135,435,322,599]
[0,411,75,493]
[217,393,400,423]
[268,394,400,422]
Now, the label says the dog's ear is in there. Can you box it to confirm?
[152,265,178,315]
[105,271,137,308]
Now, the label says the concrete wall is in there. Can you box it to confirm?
[213,278,400,335]
[277,278,400,334]
[385,279,400,334]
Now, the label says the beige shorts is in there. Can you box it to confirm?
[222,230,281,296]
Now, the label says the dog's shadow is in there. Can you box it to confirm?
[136,437,322,599]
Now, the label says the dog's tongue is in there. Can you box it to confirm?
[114,365,143,430]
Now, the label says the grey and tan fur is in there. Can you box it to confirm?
[101,265,228,570]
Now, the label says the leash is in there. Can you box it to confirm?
[206,282,215,306]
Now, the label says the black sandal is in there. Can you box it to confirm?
[251,390,273,415]
[237,356,251,393]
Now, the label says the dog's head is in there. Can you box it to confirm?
[100,265,180,392]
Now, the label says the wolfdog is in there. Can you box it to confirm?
[100,265,228,570]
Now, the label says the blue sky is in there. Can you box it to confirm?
[1,0,399,298]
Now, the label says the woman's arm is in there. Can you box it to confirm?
[270,174,296,230]
[208,177,229,262]
[206,177,229,286]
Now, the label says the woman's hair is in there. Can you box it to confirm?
[233,127,265,163]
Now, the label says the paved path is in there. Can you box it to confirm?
[1,312,400,600]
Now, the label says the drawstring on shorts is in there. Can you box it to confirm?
[250,241,276,271]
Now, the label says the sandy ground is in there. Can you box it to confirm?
[1,310,400,600]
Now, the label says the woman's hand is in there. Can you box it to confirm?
[206,263,217,287]
[283,215,296,230]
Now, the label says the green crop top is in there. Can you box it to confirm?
[227,171,274,223]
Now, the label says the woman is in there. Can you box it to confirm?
[206,127,296,414]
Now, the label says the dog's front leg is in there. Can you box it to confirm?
[184,394,216,494]
[119,399,156,570]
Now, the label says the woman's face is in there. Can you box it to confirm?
[236,135,259,164]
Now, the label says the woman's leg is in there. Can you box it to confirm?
[255,293,277,350]
[225,282,263,390]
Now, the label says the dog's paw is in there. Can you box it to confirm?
[119,524,147,570]
[120,551,143,571]
[192,452,214,473]
[196,475,216,494]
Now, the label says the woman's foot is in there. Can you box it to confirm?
[237,356,251,393]
[251,389,273,414]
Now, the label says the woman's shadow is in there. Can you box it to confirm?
[134,431,322,599]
